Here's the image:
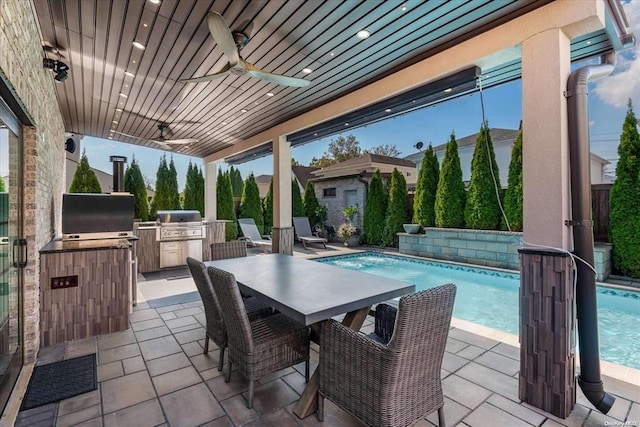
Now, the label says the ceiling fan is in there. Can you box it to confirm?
[180,11,311,88]
[113,123,198,151]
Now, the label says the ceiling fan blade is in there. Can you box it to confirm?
[207,11,239,65]
[112,130,145,140]
[242,60,311,87]
[153,140,173,151]
[158,138,199,145]
[179,63,231,83]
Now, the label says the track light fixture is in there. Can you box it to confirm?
[43,58,69,82]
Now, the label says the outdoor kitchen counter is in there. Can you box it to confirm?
[39,237,133,346]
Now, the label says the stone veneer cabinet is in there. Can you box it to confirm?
[39,239,132,346]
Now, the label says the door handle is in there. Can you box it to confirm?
[13,239,27,268]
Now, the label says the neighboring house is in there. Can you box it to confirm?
[254,165,320,198]
[405,128,610,185]
[310,154,415,228]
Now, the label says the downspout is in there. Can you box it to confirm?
[566,52,616,414]
[357,172,369,225]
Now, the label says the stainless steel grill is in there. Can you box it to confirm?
[156,210,205,268]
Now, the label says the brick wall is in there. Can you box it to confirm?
[313,177,367,228]
[1,0,66,362]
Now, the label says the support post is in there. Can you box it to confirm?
[272,136,293,255]
[204,161,218,221]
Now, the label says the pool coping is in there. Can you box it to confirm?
[309,248,640,387]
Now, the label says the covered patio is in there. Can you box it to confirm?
[0,0,637,425]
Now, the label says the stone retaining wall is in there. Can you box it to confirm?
[399,228,612,280]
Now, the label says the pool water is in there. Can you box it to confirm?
[317,252,640,370]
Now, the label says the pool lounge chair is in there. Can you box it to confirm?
[293,217,327,249]
[238,218,272,250]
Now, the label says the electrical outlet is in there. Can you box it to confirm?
[51,275,78,289]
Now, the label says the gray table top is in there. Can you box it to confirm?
[205,254,414,325]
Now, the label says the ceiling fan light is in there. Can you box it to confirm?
[357,30,370,39]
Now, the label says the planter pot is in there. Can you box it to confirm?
[343,235,360,247]
[403,224,421,234]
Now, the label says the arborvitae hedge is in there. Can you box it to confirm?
[263,177,273,233]
[216,169,238,241]
[168,157,181,209]
[610,100,640,277]
[292,179,305,217]
[383,168,408,247]
[362,169,387,245]
[124,157,149,221]
[239,174,264,234]
[504,124,523,231]
[435,133,466,228]
[413,144,439,227]
[183,161,205,216]
[70,150,102,193]
[303,181,321,227]
[230,166,243,197]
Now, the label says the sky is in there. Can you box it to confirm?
[75,1,640,192]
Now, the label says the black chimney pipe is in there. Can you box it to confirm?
[110,156,127,193]
[566,53,615,414]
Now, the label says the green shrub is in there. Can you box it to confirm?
[263,177,273,233]
[292,179,305,217]
[610,100,640,277]
[183,161,205,216]
[124,157,149,221]
[504,124,523,231]
[216,169,237,241]
[168,157,181,209]
[303,181,321,227]
[382,168,408,247]
[363,170,387,245]
[239,174,264,234]
[69,150,102,193]
[413,144,439,226]
[435,133,466,228]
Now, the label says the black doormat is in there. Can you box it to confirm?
[20,354,97,411]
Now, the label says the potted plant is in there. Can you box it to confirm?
[337,205,361,246]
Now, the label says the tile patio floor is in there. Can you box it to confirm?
[13,244,640,426]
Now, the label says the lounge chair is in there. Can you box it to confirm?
[317,284,457,426]
[238,218,272,250]
[292,217,327,249]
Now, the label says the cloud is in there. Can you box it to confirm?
[592,1,640,108]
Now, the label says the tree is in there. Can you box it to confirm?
[465,123,502,229]
[216,169,238,241]
[435,133,466,228]
[0,176,5,192]
[504,123,523,231]
[303,181,321,227]
[263,177,273,233]
[291,158,302,166]
[150,155,171,218]
[382,168,408,247]
[69,150,102,193]
[365,144,402,158]
[610,99,640,277]
[124,157,149,221]
[230,166,244,197]
[292,179,305,217]
[412,144,439,226]
[362,170,387,245]
[168,157,181,209]
[183,161,205,216]
[239,174,264,234]
[310,134,362,167]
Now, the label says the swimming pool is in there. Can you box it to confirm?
[317,252,640,370]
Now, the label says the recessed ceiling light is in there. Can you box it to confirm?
[345,122,349,126]
[241,109,247,113]
[222,121,227,125]
[586,40,591,45]
[401,5,407,11]
[254,102,258,105]
[330,52,334,56]
[314,133,318,136]
[124,71,135,77]
[266,92,274,97]
[124,85,128,88]
[143,23,148,27]
[444,88,453,93]
[302,68,312,74]
[132,41,145,50]
[149,0,160,4]
[207,131,212,135]
[357,30,370,39]
[112,120,118,124]
[132,60,136,64]
[119,93,127,98]
[385,108,391,113]
[116,108,123,112]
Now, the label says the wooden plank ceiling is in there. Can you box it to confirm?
[34,0,556,158]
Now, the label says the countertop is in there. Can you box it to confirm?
[40,237,134,254]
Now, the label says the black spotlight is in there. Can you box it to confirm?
[43,58,69,82]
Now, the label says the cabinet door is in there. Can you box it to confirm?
[184,240,203,261]
[160,242,182,268]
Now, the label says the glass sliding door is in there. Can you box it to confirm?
[0,98,23,414]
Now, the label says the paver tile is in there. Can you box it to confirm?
[487,394,545,426]
[448,328,499,350]
[464,402,531,427]
[146,351,191,377]
[475,351,520,376]
[152,365,202,395]
[65,338,97,359]
[129,309,160,323]
[97,330,137,351]
[99,343,140,365]
[138,335,182,361]
[134,325,172,342]
[457,362,519,400]
[130,318,165,332]
[122,355,146,375]
[101,371,157,414]
[55,404,101,427]
[442,374,492,409]
[426,397,472,426]
[247,378,299,416]
[159,383,224,427]
[219,395,259,426]
[164,315,198,329]
[97,361,124,382]
[174,327,206,345]
[492,342,520,360]
[206,373,249,401]
[103,399,165,427]
[58,389,101,416]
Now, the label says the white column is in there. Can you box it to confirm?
[521,28,572,249]
[273,136,292,228]
[204,160,218,221]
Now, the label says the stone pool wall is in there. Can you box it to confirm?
[399,228,612,281]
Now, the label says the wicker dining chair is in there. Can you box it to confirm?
[210,240,247,260]
[317,284,457,427]
[186,257,272,371]
[207,265,310,409]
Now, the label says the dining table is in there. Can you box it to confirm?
[205,253,415,419]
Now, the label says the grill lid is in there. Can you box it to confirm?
[157,210,202,224]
